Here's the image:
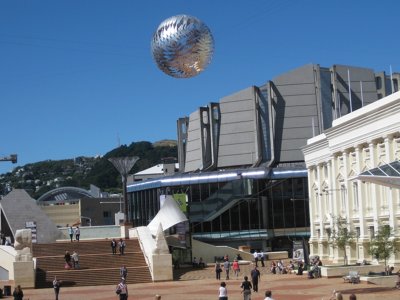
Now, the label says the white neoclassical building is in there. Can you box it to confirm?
[302,91,400,265]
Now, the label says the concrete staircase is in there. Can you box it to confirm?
[32,239,152,288]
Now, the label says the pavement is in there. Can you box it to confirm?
[2,264,399,300]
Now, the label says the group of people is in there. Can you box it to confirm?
[68,226,80,242]
[269,260,295,274]
[215,254,245,280]
[64,250,80,269]
[253,250,266,267]
[192,256,206,268]
[219,279,275,300]
[111,238,126,255]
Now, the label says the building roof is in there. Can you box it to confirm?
[0,189,62,243]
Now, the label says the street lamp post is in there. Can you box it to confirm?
[108,156,139,226]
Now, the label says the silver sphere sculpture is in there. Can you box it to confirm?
[151,15,214,78]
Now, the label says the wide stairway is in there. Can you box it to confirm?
[32,239,152,288]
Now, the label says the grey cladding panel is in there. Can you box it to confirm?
[218,154,253,167]
[184,109,204,172]
[274,104,318,117]
[276,116,317,129]
[219,143,256,156]
[220,110,255,123]
[220,98,255,113]
[274,83,316,97]
[280,149,305,162]
[219,132,256,144]
[273,64,316,85]
[278,127,314,140]
[220,86,255,103]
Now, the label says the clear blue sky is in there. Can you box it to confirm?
[1,0,399,174]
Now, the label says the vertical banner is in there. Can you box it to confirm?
[292,240,304,262]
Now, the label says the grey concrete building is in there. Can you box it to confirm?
[127,63,397,255]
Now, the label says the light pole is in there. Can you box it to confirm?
[108,156,139,226]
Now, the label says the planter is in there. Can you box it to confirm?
[320,264,383,278]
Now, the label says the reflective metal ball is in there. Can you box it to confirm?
[151,15,214,78]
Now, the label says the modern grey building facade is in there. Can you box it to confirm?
[128,64,398,253]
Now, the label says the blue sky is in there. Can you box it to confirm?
[1,0,399,174]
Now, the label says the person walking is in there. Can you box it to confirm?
[215,261,222,280]
[118,238,126,255]
[240,276,252,300]
[68,226,74,242]
[12,285,23,300]
[116,277,128,300]
[251,265,261,292]
[259,250,265,267]
[53,276,61,300]
[253,250,259,267]
[232,259,240,278]
[111,238,117,254]
[72,250,80,269]
[218,281,228,300]
[75,226,80,242]
[64,250,72,269]
[120,265,128,279]
[264,290,274,300]
[223,258,231,280]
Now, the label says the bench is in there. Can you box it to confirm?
[343,271,360,284]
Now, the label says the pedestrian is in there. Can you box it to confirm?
[68,226,74,242]
[240,275,252,300]
[75,226,80,242]
[111,238,117,254]
[118,238,126,255]
[53,276,61,300]
[223,258,231,280]
[64,250,72,269]
[253,250,259,267]
[72,250,80,269]
[12,285,23,300]
[259,250,265,267]
[264,289,274,300]
[120,265,128,279]
[215,261,222,280]
[218,281,228,300]
[116,277,128,300]
[251,265,260,292]
[232,259,240,278]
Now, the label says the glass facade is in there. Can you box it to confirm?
[128,176,309,252]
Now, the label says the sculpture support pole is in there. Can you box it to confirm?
[108,156,139,229]
[123,175,129,225]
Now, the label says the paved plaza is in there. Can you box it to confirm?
[6,265,399,300]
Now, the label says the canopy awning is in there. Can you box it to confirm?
[350,160,400,189]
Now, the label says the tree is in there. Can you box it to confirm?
[368,224,399,273]
[329,215,356,266]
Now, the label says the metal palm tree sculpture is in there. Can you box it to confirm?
[108,156,139,225]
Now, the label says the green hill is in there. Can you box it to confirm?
[0,140,177,199]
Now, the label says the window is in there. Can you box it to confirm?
[103,211,110,218]
[369,226,375,238]
[393,78,398,92]
[376,76,382,89]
